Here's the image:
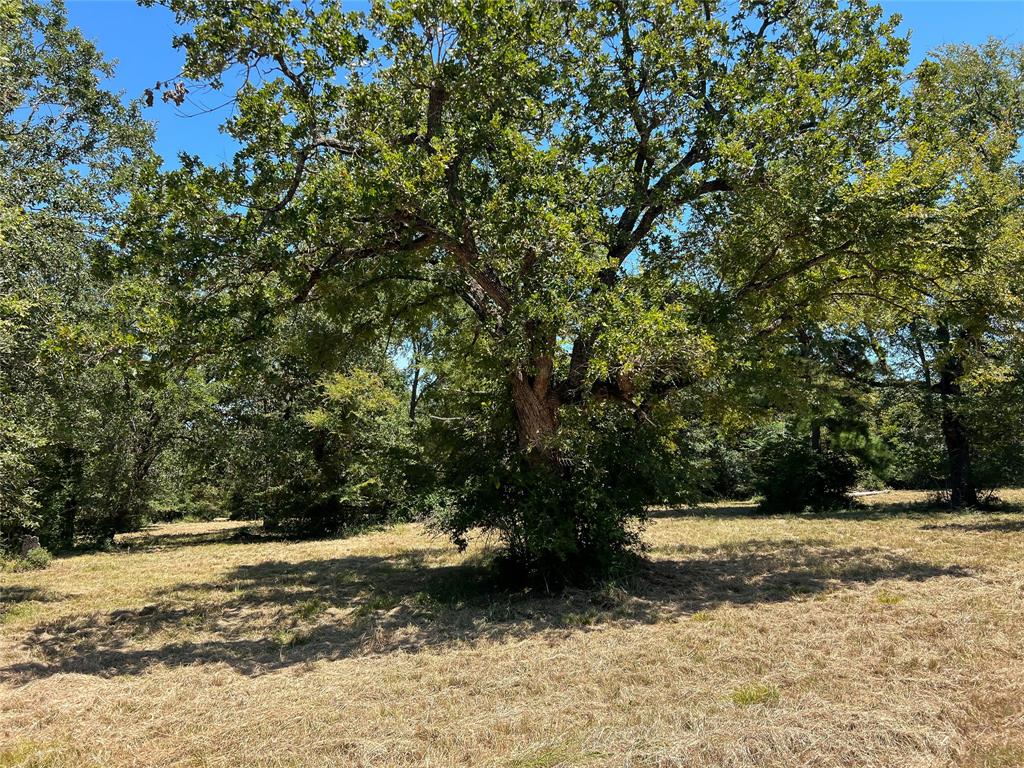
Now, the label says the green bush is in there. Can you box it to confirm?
[429,402,674,585]
[438,454,646,584]
[221,365,424,537]
[753,435,858,513]
[256,481,398,538]
[875,390,946,489]
[24,546,52,569]
[2,546,53,572]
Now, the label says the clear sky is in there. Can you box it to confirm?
[65,0,1024,167]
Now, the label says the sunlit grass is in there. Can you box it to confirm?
[1,490,1022,767]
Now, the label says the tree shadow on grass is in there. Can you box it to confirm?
[1,538,971,684]
[110,520,399,554]
[919,519,1024,534]
[0,586,62,606]
[47,522,268,559]
[112,522,267,552]
[654,497,1024,522]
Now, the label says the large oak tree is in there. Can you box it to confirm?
[135,0,924,574]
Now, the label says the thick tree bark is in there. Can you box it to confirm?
[937,342,977,508]
[510,368,560,457]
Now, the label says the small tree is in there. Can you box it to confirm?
[753,432,858,513]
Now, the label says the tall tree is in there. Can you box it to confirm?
[1,0,164,546]
[896,41,1024,506]
[134,0,919,576]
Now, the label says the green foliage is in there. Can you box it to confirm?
[0,0,204,548]
[134,0,924,577]
[431,430,650,584]
[203,339,426,537]
[257,367,419,537]
[874,387,945,489]
[884,40,1024,505]
[4,1,1024,581]
[753,433,858,513]
[23,547,52,570]
[2,546,53,573]
[959,350,1024,493]
[426,389,725,582]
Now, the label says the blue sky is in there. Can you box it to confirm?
[66,0,1024,167]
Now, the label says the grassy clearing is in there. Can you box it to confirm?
[2,491,1024,767]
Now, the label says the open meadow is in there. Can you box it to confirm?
[6,2,1024,766]
[3,490,1023,768]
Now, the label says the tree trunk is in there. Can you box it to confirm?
[510,368,560,458]
[409,364,421,422]
[810,421,822,453]
[59,448,84,550]
[59,495,77,551]
[938,347,977,508]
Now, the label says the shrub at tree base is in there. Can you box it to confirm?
[430,408,686,586]
[754,437,858,513]
[442,458,646,586]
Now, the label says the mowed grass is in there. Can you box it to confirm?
[2,491,1024,768]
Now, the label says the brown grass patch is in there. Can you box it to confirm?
[2,490,1024,766]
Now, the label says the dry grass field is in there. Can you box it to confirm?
[2,490,1024,767]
